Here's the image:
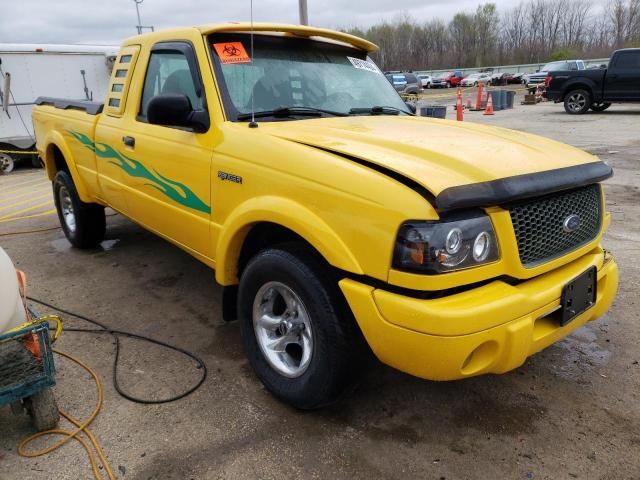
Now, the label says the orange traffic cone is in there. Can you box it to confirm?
[484,93,495,116]
[467,99,472,109]
[475,82,484,110]
[456,87,464,121]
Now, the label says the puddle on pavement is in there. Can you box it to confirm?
[552,325,611,380]
[49,238,120,252]
[101,239,120,251]
[50,238,71,252]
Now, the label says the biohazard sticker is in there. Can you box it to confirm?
[213,42,251,64]
[347,56,381,74]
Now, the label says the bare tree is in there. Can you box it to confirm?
[343,0,640,71]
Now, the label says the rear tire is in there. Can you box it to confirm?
[0,154,14,174]
[25,388,59,432]
[53,170,105,248]
[590,102,611,112]
[238,244,365,409]
[564,89,591,114]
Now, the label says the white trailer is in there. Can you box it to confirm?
[0,44,117,172]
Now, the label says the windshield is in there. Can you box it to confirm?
[541,61,568,72]
[209,33,410,120]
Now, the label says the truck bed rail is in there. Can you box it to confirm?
[34,96,103,115]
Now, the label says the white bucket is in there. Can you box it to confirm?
[0,247,27,333]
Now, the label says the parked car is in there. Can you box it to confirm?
[431,70,464,88]
[546,48,640,114]
[509,73,525,84]
[32,23,618,409]
[524,60,586,88]
[491,72,513,86]
[385,72,420,95]
[460,73,492,87]
[417,74,432,89]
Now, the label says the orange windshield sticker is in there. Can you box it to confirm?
[213,42,251,64]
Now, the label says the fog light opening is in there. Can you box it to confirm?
[460,340,499,375]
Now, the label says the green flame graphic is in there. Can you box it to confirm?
[68,130,211,214]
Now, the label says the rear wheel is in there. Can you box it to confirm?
[564,89,591,114]
[0,154,14,174]
[53,170,105,248]
[590,102,611,112]
[238,244,365,409]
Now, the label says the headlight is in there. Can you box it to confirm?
[393,213,499,273]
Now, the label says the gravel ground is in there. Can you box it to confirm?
[0,97,639,480]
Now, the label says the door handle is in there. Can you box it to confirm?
[608,74,618,79]
[122,136,135,148]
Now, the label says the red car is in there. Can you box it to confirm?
[431,70,464,88]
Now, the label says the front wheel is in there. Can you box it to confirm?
[53,170,106,248]
[238,245,365,409]
[564,89,591,114]
[590,102,611,112]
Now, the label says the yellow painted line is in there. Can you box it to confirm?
[0,200,54,221]
[0,180,50,197]
[0,209,56,224]
[0,192,52,213]
[0,184,51,203]
[0,175,47,189]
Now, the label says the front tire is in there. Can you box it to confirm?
[564,89,591,114]
[53,170,105,248]
[590,102,611,112]
[238,244,364,409]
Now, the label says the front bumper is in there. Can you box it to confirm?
[340,248,618,381]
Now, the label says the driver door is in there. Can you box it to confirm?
[121,42,213,257]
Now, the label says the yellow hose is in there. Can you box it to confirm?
[17,349,115,480]
[0,149,38,155]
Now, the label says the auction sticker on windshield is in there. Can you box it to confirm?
[213,42,251,64]
[347,56,381,74]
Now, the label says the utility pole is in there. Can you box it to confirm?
[133,0,155,34]
[298,0,308,25]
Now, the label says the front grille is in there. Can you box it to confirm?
[508,184,602,267]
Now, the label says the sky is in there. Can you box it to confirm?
[1,0,519,45]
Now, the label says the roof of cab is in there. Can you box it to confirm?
[122,23,378,53]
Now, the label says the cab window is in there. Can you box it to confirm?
[140,50,203,118]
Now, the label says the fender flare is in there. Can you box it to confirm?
[215,195,364,286]
[42,131,92,202]
[561,78,596,101]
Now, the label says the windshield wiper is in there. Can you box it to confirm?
[237,106,347,120]
[349,106,414,116]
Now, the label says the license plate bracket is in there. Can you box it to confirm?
[560,266,597,326]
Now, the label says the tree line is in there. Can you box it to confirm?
[343,0,640,71]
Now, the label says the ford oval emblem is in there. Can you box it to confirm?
[563,214,581,233]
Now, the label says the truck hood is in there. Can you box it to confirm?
[258,115,609,208]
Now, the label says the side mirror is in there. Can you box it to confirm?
[147,94,209,133]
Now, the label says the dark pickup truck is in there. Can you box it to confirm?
[546,48,640,114]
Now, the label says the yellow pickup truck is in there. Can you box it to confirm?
[32,23,618,409]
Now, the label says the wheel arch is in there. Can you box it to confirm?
[215,196,364,286]
[41,131,92,202]
[561,81,595,101]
